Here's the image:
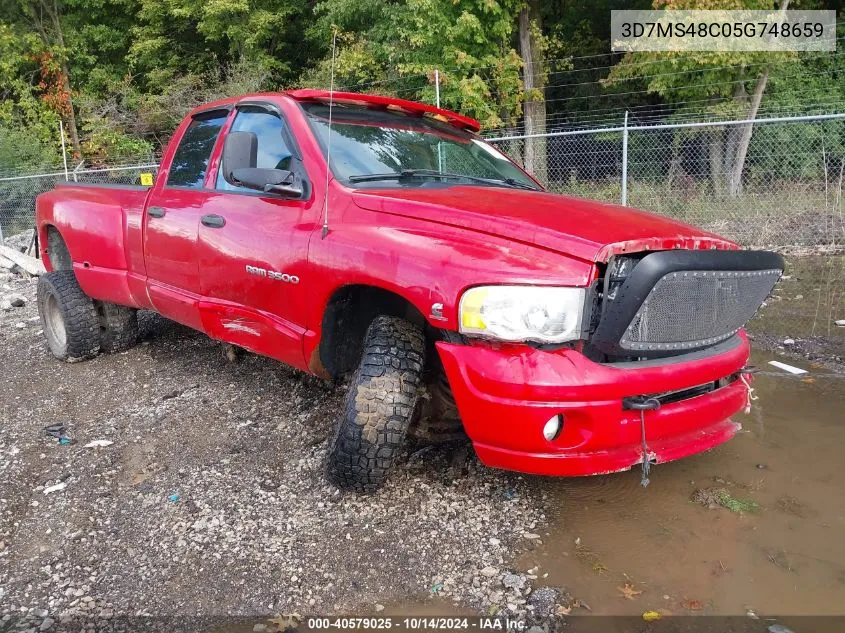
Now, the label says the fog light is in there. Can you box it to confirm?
[542,414,563,441]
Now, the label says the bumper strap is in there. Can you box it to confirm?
[623,396,662,487]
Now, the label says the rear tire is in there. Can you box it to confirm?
[96,301,139,353]
[327,315,425,492]
[37,271,100,362]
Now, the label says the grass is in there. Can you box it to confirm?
[715,490,761,514]
[547,179,845,248]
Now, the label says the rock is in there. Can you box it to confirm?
[375,605,385,612]
[39,618,55,631]
[15,322,26,329]
[502,573,526,590]
[0,299,12,311]
[836,319,845,327]
[8,294,26,307]
[253,624,267,633]
[480,566,498,578]
[783,338,795,346]
[488,537,501,546]
[526,587,559,615]
[3,229,34,252]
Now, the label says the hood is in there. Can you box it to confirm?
[352,186,737,262]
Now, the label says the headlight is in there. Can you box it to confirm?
[459,285,586,344]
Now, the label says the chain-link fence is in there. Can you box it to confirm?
[0,162,158,240]
[488,112,845,249]
[0,113,841,357]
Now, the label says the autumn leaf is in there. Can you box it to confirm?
[268,614,302,632]
[617,583,642,600]
[681,598,704,611]
[555,605,572,616]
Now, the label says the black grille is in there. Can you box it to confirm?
[590,249,784,358]
[621,269,782,351]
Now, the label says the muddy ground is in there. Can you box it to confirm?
[1,255,844,629]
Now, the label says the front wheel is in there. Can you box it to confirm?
[37,271,100,362]
[326,315,426,492]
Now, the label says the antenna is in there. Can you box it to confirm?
[321,28,338,240]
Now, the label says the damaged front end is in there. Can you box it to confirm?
[435,246,784,479]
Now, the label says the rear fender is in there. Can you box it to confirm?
[36,186,148,306]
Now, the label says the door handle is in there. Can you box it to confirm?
[201,214,226,229]
[148,206,166,218]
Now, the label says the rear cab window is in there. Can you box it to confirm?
[167,110,229,188]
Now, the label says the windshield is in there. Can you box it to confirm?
[301,102,539,190]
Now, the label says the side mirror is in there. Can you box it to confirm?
[221,131,258,183]
[231,167,304,199]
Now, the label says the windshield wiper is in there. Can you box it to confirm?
[347,169,538,190]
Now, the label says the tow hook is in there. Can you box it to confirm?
[623,396,661,488]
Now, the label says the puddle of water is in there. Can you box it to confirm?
[749,254,844,356]
[517,349,845,615]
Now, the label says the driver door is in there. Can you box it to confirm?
[196,103,316,369]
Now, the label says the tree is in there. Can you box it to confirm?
[519,0,547,182]
[607,0,793,197]
[304,0,526,129]
[10,0,82,155]
[129,0,313,93]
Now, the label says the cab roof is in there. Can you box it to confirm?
[190,90,482,134]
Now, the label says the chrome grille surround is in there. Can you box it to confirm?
[620,268,781,352]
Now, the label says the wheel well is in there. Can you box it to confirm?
[45,226,72,271]
[319,285,434,378]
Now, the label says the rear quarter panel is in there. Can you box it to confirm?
[36,184,151,307]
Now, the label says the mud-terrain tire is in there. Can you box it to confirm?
[327,315,426,492]
[37,271,100,361]
[96,301,139,353]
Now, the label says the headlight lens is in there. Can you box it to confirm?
[459,285,586,343]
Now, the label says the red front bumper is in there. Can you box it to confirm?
[436,333,751,477]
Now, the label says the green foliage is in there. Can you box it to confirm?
[0,0,843,168]
[305,0,527,128]
[0,123,61,171]
[128,0,313,92]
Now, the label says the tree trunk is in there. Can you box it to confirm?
[709,126,725,197]
[726,68,767,197]
[48,0,82,157]
[724,0,788,197]
[519,0,547,184]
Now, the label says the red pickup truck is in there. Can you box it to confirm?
[35,90,782,491]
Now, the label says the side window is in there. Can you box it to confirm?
[168,111,228,188]
[217,107,293,191]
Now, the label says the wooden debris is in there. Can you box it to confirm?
[0,244,45,276]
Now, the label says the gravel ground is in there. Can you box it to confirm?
[0,270,555,626]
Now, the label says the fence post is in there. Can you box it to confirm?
[621,110,629,206]
[59,120,69,182]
